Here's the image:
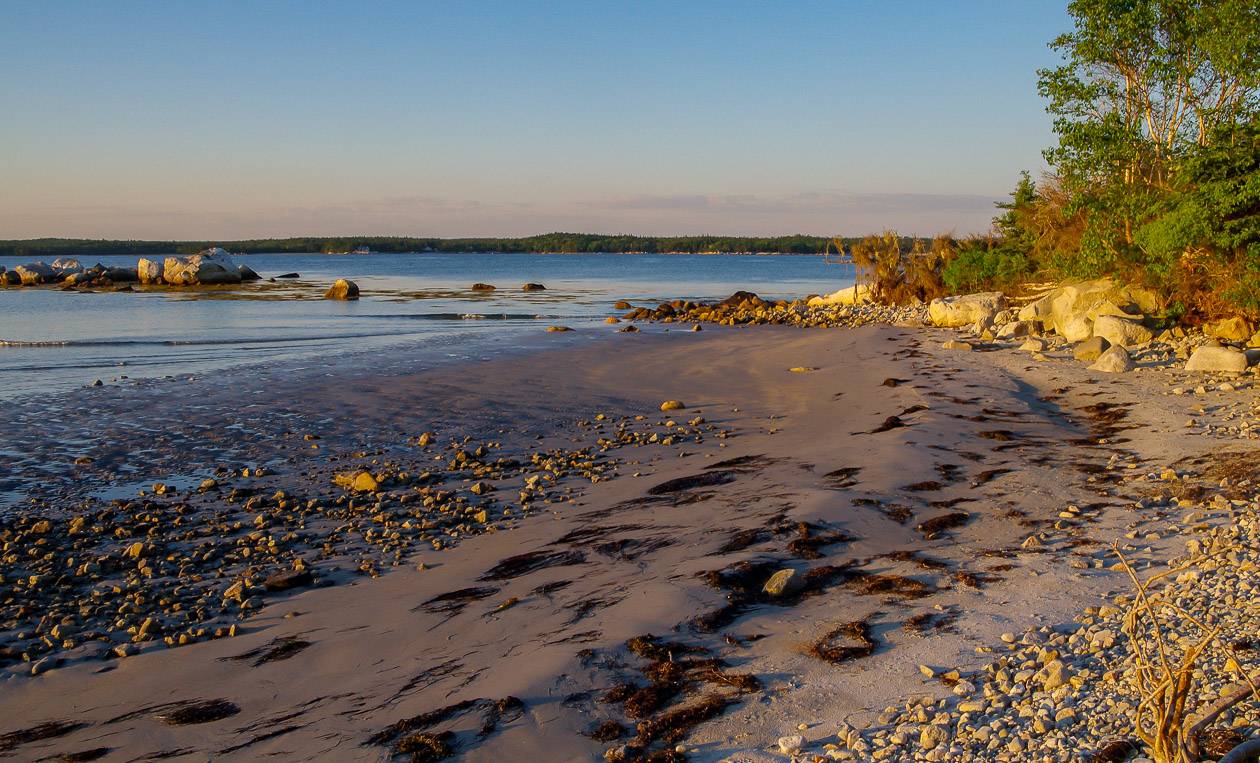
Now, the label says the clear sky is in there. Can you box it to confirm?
[0,1,1070,240]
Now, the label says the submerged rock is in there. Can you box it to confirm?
[521,282,546,291]
[324,279,360,300]
[471,283,496,291]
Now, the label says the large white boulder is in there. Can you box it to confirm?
[163,248,242,286]
[137,258,164,284]
[1018,279,1160,339]
[1092,314,1154,348]
[1185,345,1248,372]
[807,283,871,307]
[1090,345,1133,373]
[928,292,1006,328]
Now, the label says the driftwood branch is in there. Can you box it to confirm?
[1185,674,1260,759]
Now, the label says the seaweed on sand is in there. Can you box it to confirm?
[803,619,877,664]
[478,549,586,581]
[156,699,241,725]
[0,721,86,753]
[915,511,970,539]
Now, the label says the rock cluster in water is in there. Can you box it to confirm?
[1,249,262,289]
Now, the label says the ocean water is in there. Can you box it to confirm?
[0,252,854,399]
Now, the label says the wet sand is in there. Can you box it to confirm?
[0,323,1255,762]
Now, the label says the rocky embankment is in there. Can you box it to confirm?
[615,289,926,329]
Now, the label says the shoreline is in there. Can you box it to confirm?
[0,320,1257,761]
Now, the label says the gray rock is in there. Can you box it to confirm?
[1185,345,1248,372]
[1074,336,1111,362]
[1092,314,1154,347]
[928,292,1006,328]
[1089,345,1133,373]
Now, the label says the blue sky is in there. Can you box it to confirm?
[0,1,1070,239]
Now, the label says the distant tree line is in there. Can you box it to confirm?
[0,233,923,259]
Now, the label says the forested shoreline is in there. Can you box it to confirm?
[0,234,899,258]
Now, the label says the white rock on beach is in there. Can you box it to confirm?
[928,292,1006,328]
[1092,314,1153,347]
[807,283,872,307]
[1185,345,1248,372]
[1089,345,1133,373]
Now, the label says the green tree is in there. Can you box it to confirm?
[1038,0,1260,273]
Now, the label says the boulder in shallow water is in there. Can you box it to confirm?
[521,282,546,291]
[106,267,139,283]
[137,258,164,284]
[324,278,360,300]
[1185,345,1248,372]
[470,283,496,291]
[164,248,242,285]
[1,270,20,286]
[237,264,261,281]
[1089,345,1133,373]
[1092,314,1153,347]
[928,292,1006,328]
[50,258,84,277]
[15,262,55,285]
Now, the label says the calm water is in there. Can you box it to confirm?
[0,252,854,399]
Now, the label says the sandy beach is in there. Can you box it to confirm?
[2,318,1256,762]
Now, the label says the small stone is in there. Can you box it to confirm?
[660,400,686,412]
